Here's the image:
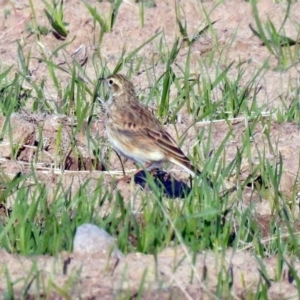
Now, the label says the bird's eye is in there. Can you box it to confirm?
[108,79,114,85]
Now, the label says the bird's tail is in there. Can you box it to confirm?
[169,156,213,187]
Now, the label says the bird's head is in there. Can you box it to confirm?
[103,74,136,99]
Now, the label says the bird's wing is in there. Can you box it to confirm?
[109,102,198,175]
[111,102,178,148]
[144,125,200,175]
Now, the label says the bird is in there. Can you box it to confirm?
[101,73,203,178]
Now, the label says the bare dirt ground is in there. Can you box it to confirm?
[1,0,300,298]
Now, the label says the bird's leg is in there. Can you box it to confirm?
[115,163,155,184]
[114,174,133,184]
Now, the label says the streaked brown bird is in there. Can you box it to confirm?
[102,74,202,177]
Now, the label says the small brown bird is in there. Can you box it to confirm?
[102,74,202,177]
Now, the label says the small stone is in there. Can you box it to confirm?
[73,224,123,259]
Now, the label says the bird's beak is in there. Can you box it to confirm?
[99,77,105,82]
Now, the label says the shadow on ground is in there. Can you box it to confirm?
[133,169,191,198]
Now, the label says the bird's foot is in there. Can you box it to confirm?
[114,168,158,186]
[114,175,132,184]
